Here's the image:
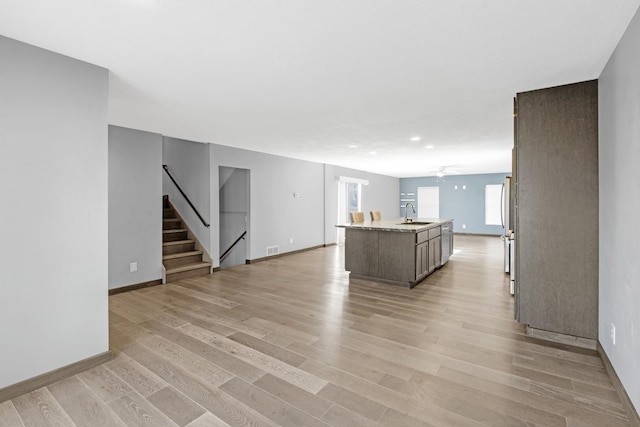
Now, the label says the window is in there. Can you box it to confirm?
[417,186,439,218]
[346,182,361,217]
[336,176,369,244]
[485,184,502,225]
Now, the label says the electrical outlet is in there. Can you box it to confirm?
[130,262,138,273]
[611,323,616,345]
[462,224,466,229]
[289,237,293,244]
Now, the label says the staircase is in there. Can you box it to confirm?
[162,197,211,282]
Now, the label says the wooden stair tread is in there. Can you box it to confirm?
[166,262,211,274]
[162,229,187,234]
[162,251,202,261]
[162,239,195,247]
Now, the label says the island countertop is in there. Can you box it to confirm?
[336,218,453,233]
[338,217,454,288]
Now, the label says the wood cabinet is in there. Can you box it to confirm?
[415,241,428,280]
[379,231,415,283]
[514,80,598,340]
[429,236,441,273]
[344,222,449,288]
[427,226,441,274]
[343,229,379,278]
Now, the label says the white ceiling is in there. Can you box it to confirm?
[2,1,639,177]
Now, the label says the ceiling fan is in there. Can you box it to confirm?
[425,165,464,178]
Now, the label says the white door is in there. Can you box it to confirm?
[417,187,439,218]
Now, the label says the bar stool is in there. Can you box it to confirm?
[349,211,365,222]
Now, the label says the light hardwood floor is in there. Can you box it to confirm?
[1,235,633,426]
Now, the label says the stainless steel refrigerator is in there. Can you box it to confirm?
[501,176,515,294]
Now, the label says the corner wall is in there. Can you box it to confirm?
[163,137,211,253]
[0,36,109,388]
[210,145,325,266]
[109,126,163,289]
[400,173,510,235]
[598,6,640,413]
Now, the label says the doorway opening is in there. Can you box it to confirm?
[219,167,249,268]
[336,176,368,244]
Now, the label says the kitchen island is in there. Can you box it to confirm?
[337,218,453,288]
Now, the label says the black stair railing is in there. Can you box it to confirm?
[220,231,247,262]
[162,164,210,227]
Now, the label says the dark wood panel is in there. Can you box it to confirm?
[344,228,379,277]
[378,231,415,283]
[516,80,599,339]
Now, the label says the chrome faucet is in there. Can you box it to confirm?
[404,202,416,222]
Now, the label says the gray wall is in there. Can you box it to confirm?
[324,164,400,244]
[108,126,163,289]
[163,137,211,252]
[599,6,640,412]
[400,173,510,235]
[0,37,109,388]
[210,145,325,266]
[162,139,398,267]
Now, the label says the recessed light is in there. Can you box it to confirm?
[348,145,358,148]
[411,136,421,141]
[369,151,377,155]
[425,145,434,149]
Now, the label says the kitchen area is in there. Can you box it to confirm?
[338,211,453,288]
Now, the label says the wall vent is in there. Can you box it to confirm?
[266,245,279,256]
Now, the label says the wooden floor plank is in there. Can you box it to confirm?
[0,400,25,427]
[47,377,127,427]
[317,383,387,422]
[186,411,231,427]
[76,365,133,403]
[226,332,307,367]
[108,357,168,398]
[108,389,180,427]
[139,319,266,383]
[320,404,380,427]
[436,364,631,427]
[177,323,328,394]
[147,386,206,426]
[12,387,76,427]
[252,374,332,419]
[219,377,330,427]
[6,236,633,426]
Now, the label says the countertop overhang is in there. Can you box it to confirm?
[336,218,453,232]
